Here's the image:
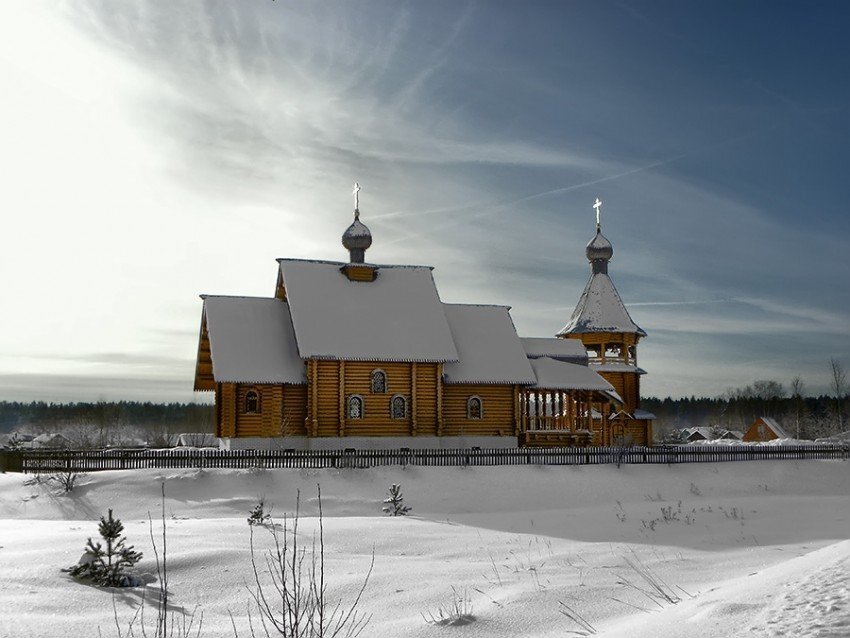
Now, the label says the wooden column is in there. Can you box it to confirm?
[279,385,286,437]
[569,392,575,432]
[514,385,520,436]
[601,401,608,445]
[338,360,345,436]
[215,383,222,438]
[436,364,443,436]
[305,361,312,433]
[311,360,318,437]
[519,389,528,432]
[538,392,544,430]
[552,391,564,430]
[411,362,418,436]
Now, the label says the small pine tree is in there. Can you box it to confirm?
[247,497,272,527]
[382,483,411,516]
[69,509,143,587]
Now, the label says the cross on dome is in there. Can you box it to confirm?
[353,182,361,212]
[593,197,603,228]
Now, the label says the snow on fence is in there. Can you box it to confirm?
[1,444,847,473]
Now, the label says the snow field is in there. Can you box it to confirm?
[0,460,848,637]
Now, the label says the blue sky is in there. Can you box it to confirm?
[0,1,848,402]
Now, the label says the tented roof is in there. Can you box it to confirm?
[527,357,614,391]
[521,337,588,364]
[203,296,307,384]
[558,273,645,336]
[442,304,536,384]
[278,260,459,362]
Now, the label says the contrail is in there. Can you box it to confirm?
[380,153,687,245]
[373,153,686,224]
[628,298,738,307]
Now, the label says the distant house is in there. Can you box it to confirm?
[0,432,34,449]
[29,433,71,449]
[679,426,741,443]
[743,417,790,442]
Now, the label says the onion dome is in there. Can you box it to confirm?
[586,228,613,263]
[342,209,372,264]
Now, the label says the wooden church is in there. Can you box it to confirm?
[194,192,654,449]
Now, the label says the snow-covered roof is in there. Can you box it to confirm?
[592,363,647,374]
[681,426,716,440]
[278,259,458,362]
[527,357,614,391]
[633,409,657,420]
[441,304,536,385]
[757,417,790,439]
[31,433,70,448]
[203,296,307,384]
[558,273,645,336]
[603,390,625,404]
[521,337,588,364]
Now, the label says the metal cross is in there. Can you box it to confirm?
[593,197,603,226]
[353,182,361,210]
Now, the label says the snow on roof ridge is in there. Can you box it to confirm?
[200,294,277,300]
[442,302,512,310]
[276,257,435,270]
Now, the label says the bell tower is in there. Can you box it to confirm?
[557,198,653,444]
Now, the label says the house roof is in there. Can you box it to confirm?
[278,259,459,362]
[521,337,588,364]
[527,357,614,391]
[203,296,307,384]
[681,426,715,440]
[633,409,657,420]
[557,273,645,336]
[442,304,536,384]
[756,417,790,438]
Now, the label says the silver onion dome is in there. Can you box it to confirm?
[342,209,372,263]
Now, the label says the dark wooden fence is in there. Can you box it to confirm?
[0,443,846,474]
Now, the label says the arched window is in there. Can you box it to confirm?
[467,396,483,420]
[347,395,364,419]
[245,390,260,414]
[370,369,387,394]
[391,394,407,420]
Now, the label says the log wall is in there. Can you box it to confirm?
[441,384,516,436]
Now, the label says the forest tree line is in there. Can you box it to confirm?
[0,400,214,430]
[645,359,848,440]
[0,360,846,443]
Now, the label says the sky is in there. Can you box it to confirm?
[1,0,849,403]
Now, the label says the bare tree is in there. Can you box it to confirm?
[830,358,847,430]
[245,485,373,638]
[790,375,805,439]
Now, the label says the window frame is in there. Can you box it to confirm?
[244,389,261,414]
[466,395,483,420]
[390,394,407,420]
[370,369,388,394]
[347,394,365,420]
